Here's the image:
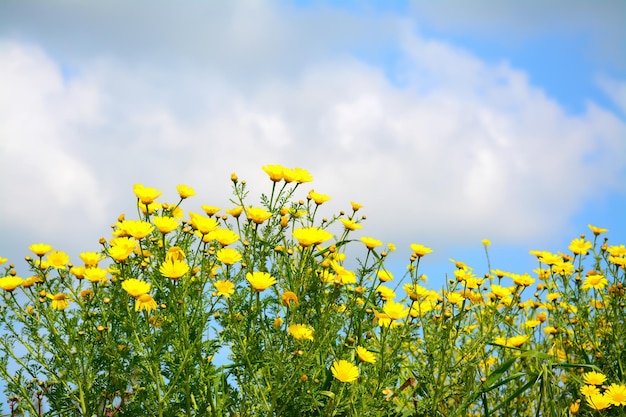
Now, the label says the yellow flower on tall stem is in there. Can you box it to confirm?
[246,272,276,292]
[122,278,151,298]
[47,251,70,270]
[176,184,196,199]
[29,243,53,257]
[152,216,180,234]
[214,280,235,298]
[262,164,285,182]
[330,360,359,383]
[133,184,162,204]
[0,276,24,292]
[47,293,70,310]
[216,248,242,265]
[246,207,272,225]
[160,259,190,279]
[288,324,314,341]
[355,346,376,364]
[360,237,382,250]
[135,294,157,312]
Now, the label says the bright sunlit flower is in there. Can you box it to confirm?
[47,251,70,270]
[262,164,285,182]
[331,360,359,383]
[152,216,180,234]
[583,371,607,385]
[377,270,393,282]
[109,237,137,261]
[29,243,53,257]
[582,274,608,290]
[410,244,433,257]
[83,267,108,284]
[201,205,222,216]
[176,184,196,199]
[307,189,331,205]
[119,220,155,240]
[382,300,409,320]
[79,252,104,268]
[133,184,162,204]
[482,239,491,246]
[216,248,242,265]
[135,294,157,312]
[122,278,151,298]
[289,167,313,183]
[246,207,272,224]
[588,224,608,236]
[361,236,382,250]
[569,238,592,255]
[376,285,396,300]
[0,276,24,292]
[586,393,611,411]
[293,227,333,247]
[226,207,244,218]
[288,324,314,341]
[213,280,235,298]
[48,293,70,310]
[210,229,240,246]
[189,212,219,234]
[605,383,626,406]
[340,218,362,231]
[281,291,299,306]
[246,271,276,292]
[355,346,376,364]
[160,259,190,279]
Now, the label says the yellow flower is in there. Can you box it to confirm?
[308,189,331,205]
[586,393,611,411]
[189,212,219,234]
[288,324,314,341]
[262,164,285,182]
[582,274,608,290]
[83,267,108,284]
[47,293,70,310]
[213,280,235,298]
[109,237,137,261]
[340,218,362,231]
[377,270,393,282]
[355,346,376,364]
[135,294,157,312]
[119,220,155,240]
[160,259,190,279]
[410,244,433,257]
[288,167,313,183]
[165,246,186,261]
[210,229,240,246]
[47,251,70,269]
[605,383,626,406]
[506,335,528,347]
[201,205,222,216]
[350,201,363,211]
[482,239,491,246]
[331,360,359,383]
[0,276,24,292]
[152,216,180,234]
[226,207,244,218]
[511,273,535,287]
[29,243,53,257]
[21,276,43,288]
[79,252,104,268]
[588,224,608,236]
[122,278,151,298]
[360,236,382,250]
[0,257,7,265]
[281,291,299,306]
[216,248,242,265]
[133,184,162,204]
[446,291,464,305]
[293,227,333,247]
[583,371,607,385]
[376,285,396,300]
[569,238,592,255]
[382,300,409,320]
[525,319,541,328]
[246,207,272,224]
[176,184,196,199]
[246,271,276,292]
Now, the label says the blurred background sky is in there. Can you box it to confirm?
[1,0,625,285]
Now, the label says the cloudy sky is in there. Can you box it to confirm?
[1,0,625,282]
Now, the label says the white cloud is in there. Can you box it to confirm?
[0,3,624,267]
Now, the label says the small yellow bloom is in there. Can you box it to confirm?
[29,243,53,257]
[160,259,190,279]
[189,212,219,234]
[246,271,276,292]
[583,371,607,385]
[288,324,314,341]
[119,220,155,240]
[331,359,359,383]
[340,218,362,231]
[289,167,313,183]
[165,246,186,261]
[281,291,299,306]
[210,229,240,246]
[308,189,331,205]
[133,184,162,204]
[0,257,7,265]
[47,251,70,269]
[135,294,157,312]
[361,236,382,250]
[588,224,608,236]
[410,244,433,257]
[83,267,108,284]
[152,216,180,234]
[0,276,24,292]
[79,252,104,268]
[213,280,235,298]
[122,278,151,298]
[350,201,363,211]
[481,239,491,246]
[377,270,393,282]
[226,207,244,218]
[382,300,409,320]
[201,205,222,216]
[355,346,376,364]
[21,276,42,288]
[216,248,242,265]
[569,238,592,255]
[293,227,333,247]
[506,335,528,347]
[262,164,285,182]
[47,293,70,310]
[246,207,272,224]
[176,184,196,199]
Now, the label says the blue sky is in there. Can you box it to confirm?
[1,0,625,288]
